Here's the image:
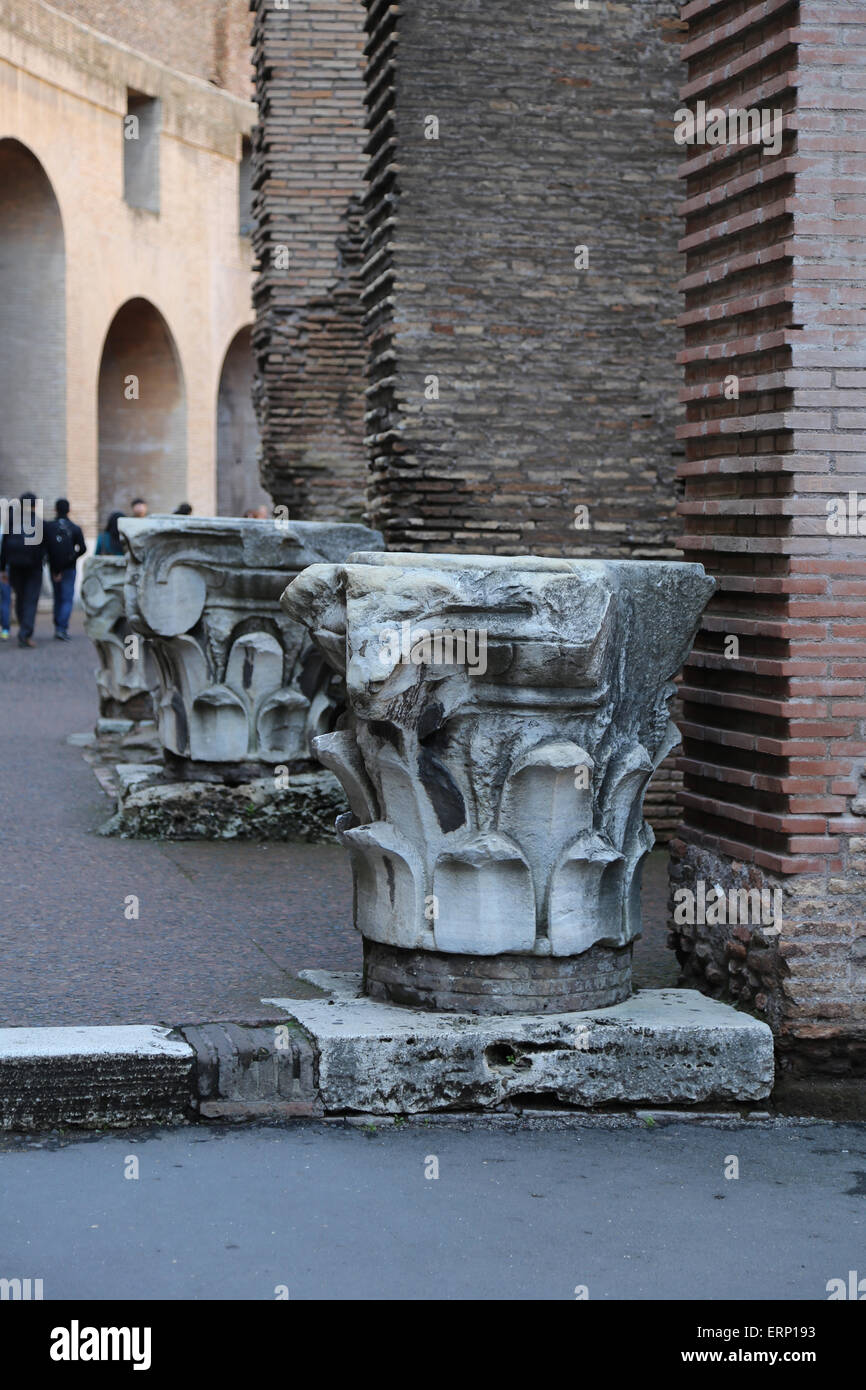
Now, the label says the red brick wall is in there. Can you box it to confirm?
[671,0,866,1088]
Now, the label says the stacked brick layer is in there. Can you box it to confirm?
[358,0,689,836]
[361,0,687,559]
[672,0,866,1064]
[249,0,369,522]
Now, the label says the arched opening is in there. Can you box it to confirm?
[98,298,186,521]
[0,140,66,504]
[216,325,265,516]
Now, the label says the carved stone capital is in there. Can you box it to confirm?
[119,517,382,772]
[80,555,157,719]
[283,552,715,1011]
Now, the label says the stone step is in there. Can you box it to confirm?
[266,973,775,1115]
[0,1026,194,1130]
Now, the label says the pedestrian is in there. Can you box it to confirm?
[44,498,87,642]
[130,498,148,518]
[95,510,126,557]
[0,491,46,648]
[174,503,192,515]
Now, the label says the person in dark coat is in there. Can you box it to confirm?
[0,492,47,648]
[94,511,126,557]
[44,497,86,641]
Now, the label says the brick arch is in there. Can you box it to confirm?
[216,323,265,516]
[0,138,66,506]
[97,297,187,524]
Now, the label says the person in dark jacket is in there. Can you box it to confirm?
[94,511,126,557]
[44,498,87,642]
[0,492,46,648]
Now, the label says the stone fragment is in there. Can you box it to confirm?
[265,973,774,1112]
[0,1026,194,1130]
[80,555,158,720]
[99,769,345,841]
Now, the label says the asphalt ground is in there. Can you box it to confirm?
[0,609,677,1027]
[1,1118,864,1301]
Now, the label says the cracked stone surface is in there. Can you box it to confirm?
[80,554,158,720]
[99,767,346,842]
[267,971,774,1113]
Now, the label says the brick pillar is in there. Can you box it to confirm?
[672,0,866,1102]
[360,0,686,559]
[250,0,368,520]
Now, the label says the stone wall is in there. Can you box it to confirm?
[0,0,255,534]
[46,0,253,98]
[361,0,686,558]
[247,0,690,833]
[671,0,866,1087]
[249,0,369,522]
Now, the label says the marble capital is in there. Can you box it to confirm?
[282,553,714,975]
[119,517,383,769]
[80,555,157,719]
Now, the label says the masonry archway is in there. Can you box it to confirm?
[216,324,265,516]
[98,298,186,522]
[0,139,66,505]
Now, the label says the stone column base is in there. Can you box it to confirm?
[363,940,632,1015]
[265,972,775,1112]
[97,766,346,841]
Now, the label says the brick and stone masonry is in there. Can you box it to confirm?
[359,0,691,836]
[249,0,689,560]
[360,0,687,562]
[248,0,369,522]
[248,0,692,834]
[671,0,866,1097]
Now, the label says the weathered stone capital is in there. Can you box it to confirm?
[119,517,382,768]
[283,552,714,1009]
[80,555,157,719]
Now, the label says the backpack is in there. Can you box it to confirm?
[47,517,78,571]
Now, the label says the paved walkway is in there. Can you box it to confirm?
[2,1118,864,1300]
[0,611,677,1027]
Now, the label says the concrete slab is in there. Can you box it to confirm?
[0,1025,195,1130]
[266,972,774,1114]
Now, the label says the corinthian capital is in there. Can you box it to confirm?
[80,554,157,719]
[120,516,382,770]
[283,552,714,1012]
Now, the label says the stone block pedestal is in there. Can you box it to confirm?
[99,764,345,841]
[266,972,774,1114]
